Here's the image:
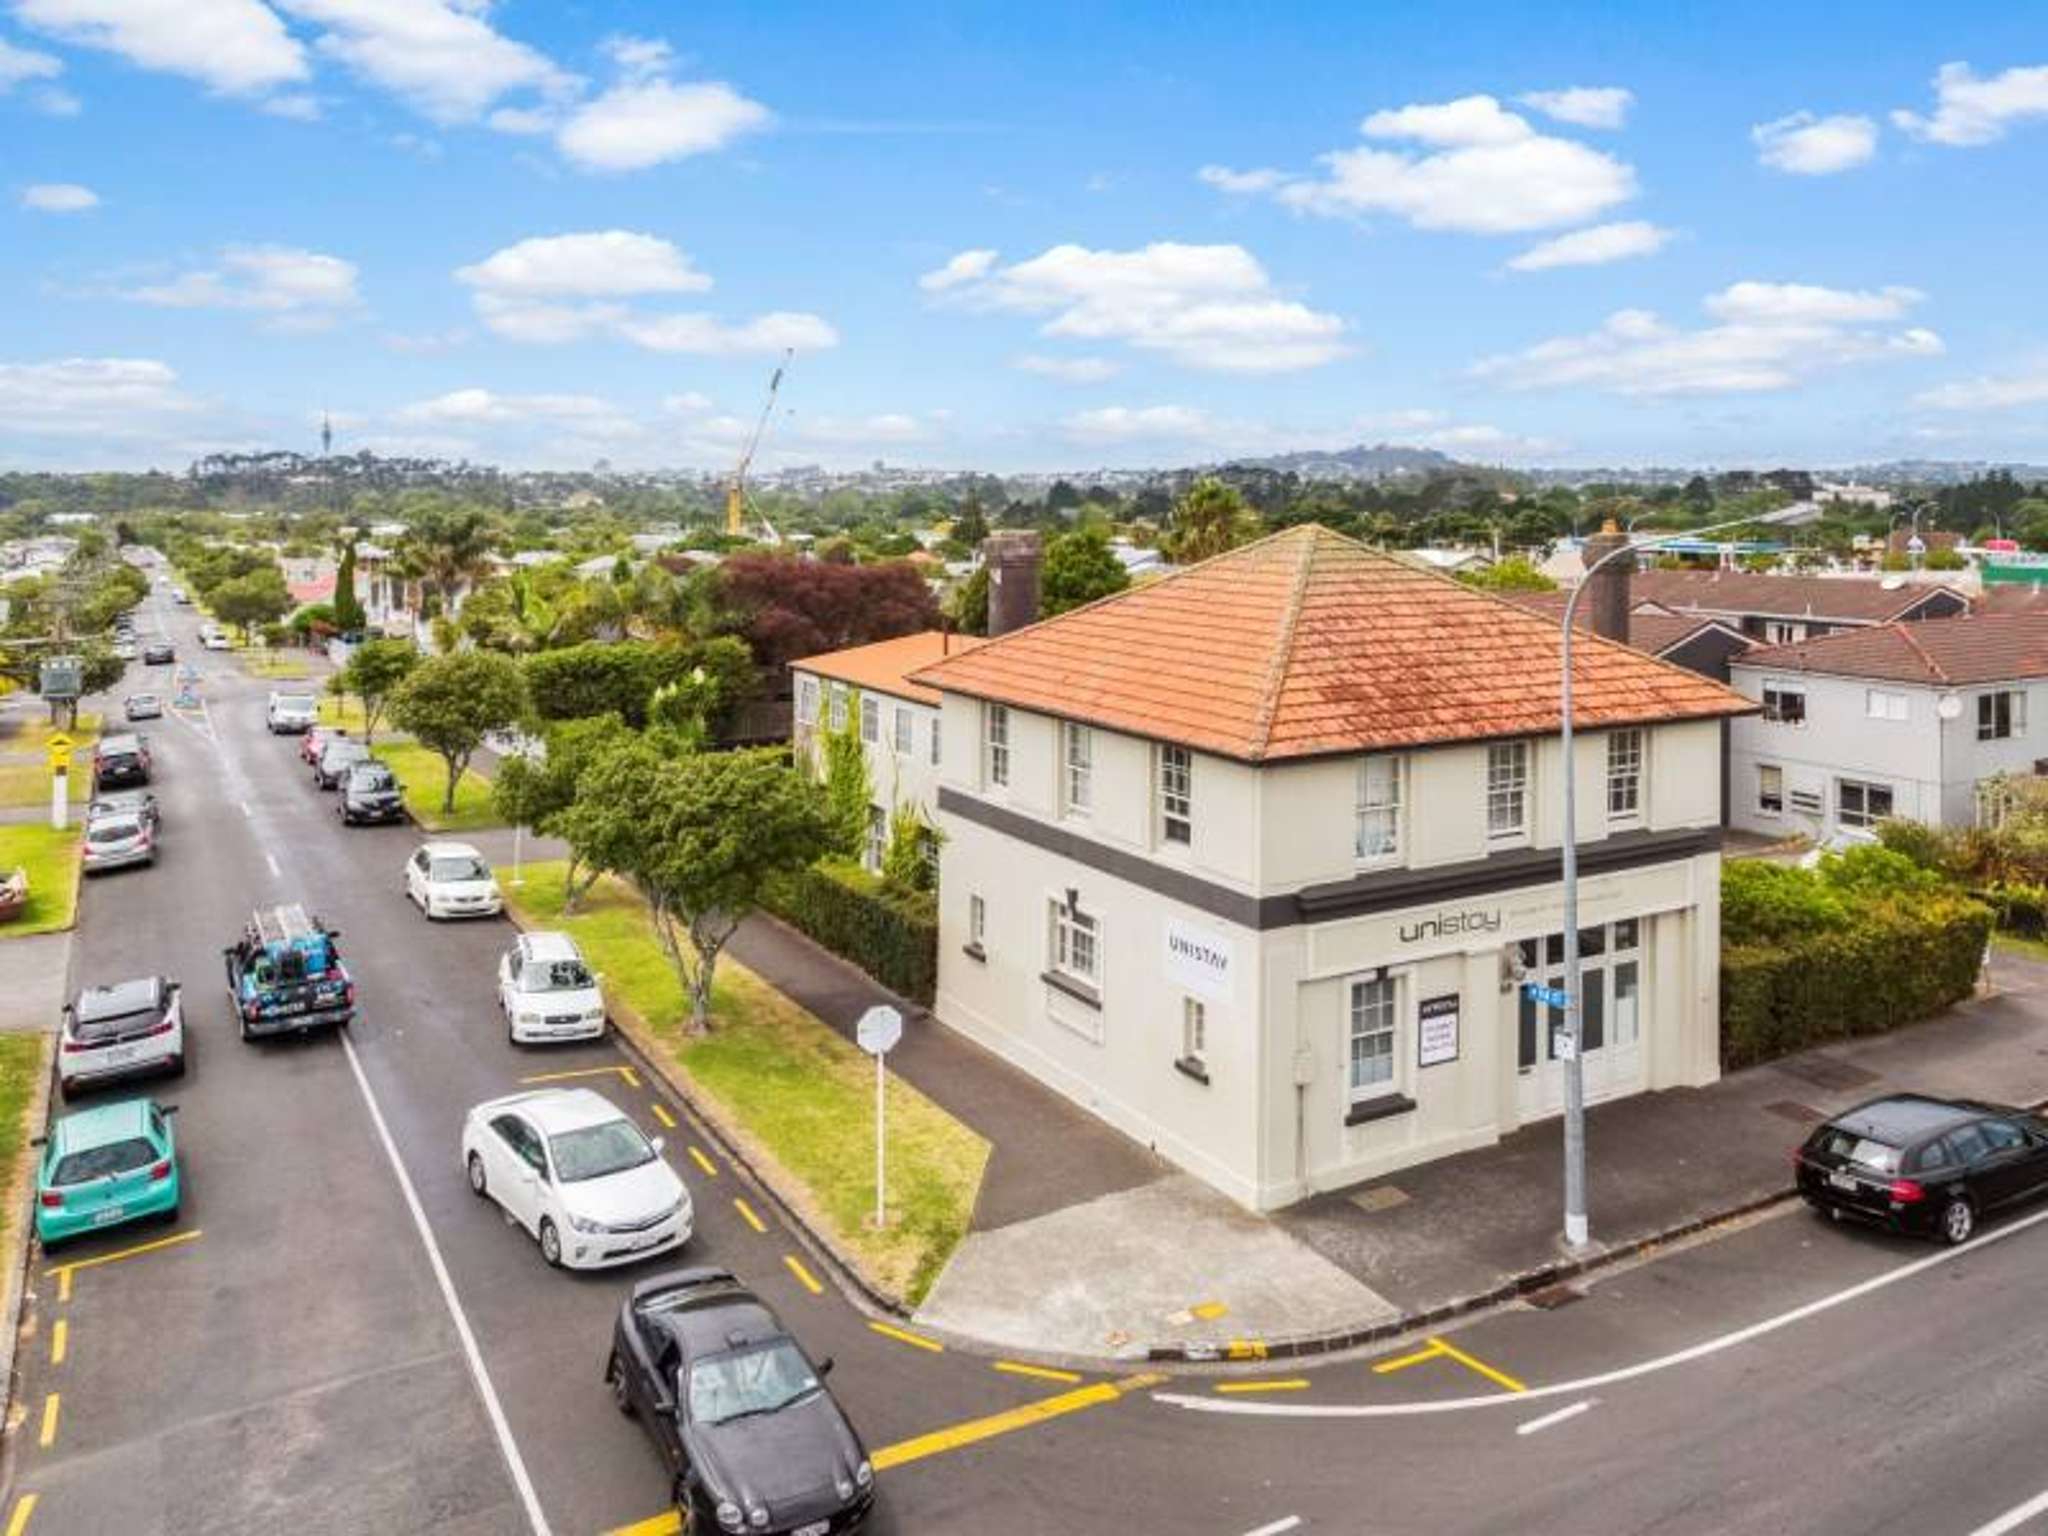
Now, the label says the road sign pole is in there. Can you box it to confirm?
[855,1004,903,1231]
[874,1051,886,1230]
[50,764,66,830]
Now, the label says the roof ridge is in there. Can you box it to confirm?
[1245,528,1322,758]
[1888,620,1950,685]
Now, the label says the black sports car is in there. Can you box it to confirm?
[606,1268,875,1534]
[1796,1093,2048,1244]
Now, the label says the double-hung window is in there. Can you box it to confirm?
[1355,755,1402,861]
[1181,997,1208,1074]
[1486,741,1529,840]
[864,805,887,871]
[828,685,848,731]
[1758,764,1784,815]
[1979,690,2026,742]
[1866,689,1908,722]
[893,706,914,756]
[1347,975,1396,1104]
[1049,899,1099,988]
[1606,729,1644,821]
[929,713,942,767]
[1837,778,1894,829]
[1761,681,1806,725]
[984,704,1010,787]
[795,675,819,726]
[1064,723,1093,816]
[860,696,879,746]
[1159,745,1192,845]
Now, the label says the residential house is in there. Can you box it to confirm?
[1502,590,1754,682]
[1628,568,1968,646]
[911,526,1751,1211]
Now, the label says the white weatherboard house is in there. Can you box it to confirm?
[910,527,1753,1212]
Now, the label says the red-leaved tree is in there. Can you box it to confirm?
[707,554,940,682]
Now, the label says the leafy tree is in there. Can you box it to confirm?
[490,714,635,910]
[881,802,939,895]
[818,688,873,859]
[332,539,365,633]
[1163,478,1261,565]
[389,650,527,812]
[1924,546,1967,571]
[1459,556,1557,592]
[948,565,989,636]
[700,554,940,678]
[952,496,989,549]
[290,602,337,640]
[560,739,833,1033]
[1041,527,1131,616]
[211,569,293,642]
[401,502,498,616]
[336,637,418,745]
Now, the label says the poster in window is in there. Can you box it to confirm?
[1417,992,1460,1068]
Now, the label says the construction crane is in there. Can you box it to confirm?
[724,350,790,540]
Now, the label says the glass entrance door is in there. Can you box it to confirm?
[1515,919,1645,1120]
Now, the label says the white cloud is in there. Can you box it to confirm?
[31,84,78,114]
[614,310,838,355]
[792,411,938,445]
[1063,405,1213,442]
[599,35,672,81]
[1914,365,2048,411]
[16,0,306,96]
[662,391,713,414]
[381,327,467,354]
[1752,111,1878,175]
[1506,220,1670,271]
[123,245,362,330]
[553,38,770,175]
[456,231,712,297]
[1472,281,1942,396]
[1413,423,1558,456]
[1358,408,1449,431]
[1204,94,1636,234]
[1893,62,2048,147]
[398,388,641,439]
[261,92,321,121]
[0,356,195,436]
[1518,86,1634,130]
[271,0,571,123]
[0,35,62,88]
[918,249,997,293]
[922,241,1348,372]
[20,182,98,212]
[1014,354,1121,382]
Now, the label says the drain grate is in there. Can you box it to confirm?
[1764,1099,1827,1125]
[1349,1184,1410,1214]
[1523,1282,1583,1310]
[1771,1057,1880,1092]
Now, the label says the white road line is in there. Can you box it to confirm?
[1967,1485,2048,1536]
[263,851,281,879]
[1516,1399,1594,1436]
[338,1031,554,1536]
[239,800,254,819]
[1158,1201,2048,1420]
[1243,1519,1303,1536]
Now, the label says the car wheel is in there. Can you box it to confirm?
[538,1218,563,1268]
[1940,1195,1976,1246]
[607,1352,636,1417]
[168,1050,186,1078]
[162,1200,181,1226]
[466,1152,488,1199]
[58,1078,75,1102]
[237,1010,250,1043]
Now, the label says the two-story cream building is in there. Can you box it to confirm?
[912,526,1754,1211]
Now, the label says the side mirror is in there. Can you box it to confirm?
[29,1136,45,1148]
[167,980,181,993]
[817,1356,834,1378]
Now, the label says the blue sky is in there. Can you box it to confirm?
[4,0,2047,474]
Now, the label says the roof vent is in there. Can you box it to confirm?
[1879,576,1904,591]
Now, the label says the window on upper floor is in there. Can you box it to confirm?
[1158,744,1192,846]
[828,684,848,731]
[893,705,914,756]
[1355,755,1402,862]
[1486,741,1529,840]
[860,696,879,746]
[967,893,986,953]
[1048,898,1100,988]
[1978,690,2026,742]
[930,713,942,767]
[1761,681,1806,725]
[1765,621,1804,645]
[1606,729,1644,822]
[795,675,819,726]
[984,703,1010,787]
[1866,689,1908,722]
[1063,723,1093,816]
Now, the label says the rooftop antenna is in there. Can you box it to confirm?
[321,409,333,458]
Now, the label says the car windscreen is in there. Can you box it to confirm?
[275,696,316,712]
[1809,1127,1902,1174]
[323,744,368,764]
[548,1119,655,1182]
[348,766,397,791]
[687,1341,821,1426]
[71,1003,159,1042]
[521,959,594,992]
[86,820,143,844]
[128,696,159,708]
[431,856,490,882]
[52,1137,157,1185]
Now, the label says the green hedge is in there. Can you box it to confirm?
[762,858,937,1006]
[1974,883,2048,939]
[1722,898,1992,1070]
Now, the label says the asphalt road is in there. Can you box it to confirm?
[9,571,2048,1536]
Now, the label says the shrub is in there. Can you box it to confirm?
[762,859,937,1005]
[1721,859,1849,945]
[1977,883,2048,938]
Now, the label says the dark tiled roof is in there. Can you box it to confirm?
[1735,612,2048,686]
[1629,568,1964,625]
[1499,590,1741,658]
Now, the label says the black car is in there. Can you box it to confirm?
[607,1268,875,1535]
[142,642,175,665]
[92,733,152,790]
[1796,1093,2048,1244]
[337,761,405,825]
[312,738,371,790]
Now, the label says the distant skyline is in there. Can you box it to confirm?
[4,1,2047,473]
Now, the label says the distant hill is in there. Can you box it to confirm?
[1226,443,1459,480]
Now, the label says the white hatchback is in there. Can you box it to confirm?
[461,1089,692,1270]
[498,931,607,1044]
[404,841,503,920]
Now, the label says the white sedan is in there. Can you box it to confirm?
[498,931,607,1045]
[461,1089,692,1270]
[403,841,503,920]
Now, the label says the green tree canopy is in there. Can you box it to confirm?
[490,713,635,908]
[211,568,294,641]
[389,649,527,811]
[337,636,419,744]
[1459,555,1557,592]
[1163,478,1261,565]
[1041,527,1131,616]
[332,539,365,632]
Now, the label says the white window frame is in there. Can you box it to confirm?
[893,705,914,756]
[1048,898,1100,990]
[864,804,887,871]
[1605,729,1644,823]
[1865,688,1909,722]
[1346,973,1398,1106]
[860,696,879,746]
[968,893,986,951]
[929,712,942,767]
[828,684,848,731]
[1355,754,1402,863]
[1761,680,1806,726]
[795,674,819,726]
[1064,722,1093,817]
[984,703,1010,788]
[1486,741,1530,842]
[1757,763,1784,815]
[1836,777,1895,829]
[1181,996,1208,1071]
[1764,620,1803,645]
[1978,689,2026,742]
[1158,744,1193,846]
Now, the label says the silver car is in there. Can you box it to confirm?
[59,977,185,1099]
[82,813,155,874]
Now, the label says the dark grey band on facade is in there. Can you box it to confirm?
[938,786,1721,933]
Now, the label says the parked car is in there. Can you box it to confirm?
[313,737,371,790]
[605,1268,874,1534]
[170,588,190,605]
[224,903,355,1040]
[92,733,151,790]
[266,691,318,734]
[299,722,336,765]
[498,931,607,1044]
[123,693,163,722]
[199,625,231,651]
[34,1098,181,1247]
[1795,1093,2048,1244]
[88,788,160,838]
[112,640,138,662]
[405,841,503,919]
[462,1088,691,1270]
[82,812,155,874]
[337,761,405,826]
[59,976,185,1098]
[142,642,175,665]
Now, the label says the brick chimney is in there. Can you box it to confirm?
[1580,518,1631,644]
[983,531,1042,637]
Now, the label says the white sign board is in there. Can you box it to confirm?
[1164,917,1234,1003]
[1417,993,1460,1068]
[856,1004,903,1056]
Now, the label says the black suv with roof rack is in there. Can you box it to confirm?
[1795,1093,2048,1244]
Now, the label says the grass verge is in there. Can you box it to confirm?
[0,824,82,937]
[373,739,501,834]
[0,1034,47,1248]
[241,650,312,680]
[0,762,88,809]
[506,862,987,1304]
[316,695,368,732]
[1994,932,2048,965]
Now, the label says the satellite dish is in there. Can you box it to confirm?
[1937,693,1963,720]
[1879,575,1904,591]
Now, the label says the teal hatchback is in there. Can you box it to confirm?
[34,1099,181,1247]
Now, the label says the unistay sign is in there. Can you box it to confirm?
[1164,917,1234,1003]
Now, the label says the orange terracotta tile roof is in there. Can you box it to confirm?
[790,630,986,708]
[1737,612,2048,687]
[909,525,1755,762]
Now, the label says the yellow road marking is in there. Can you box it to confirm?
[783,1254,824,1295]
[1226,1339,1268,1360]
[37,1395,57,1449]
[621,1066,643,1089]
[49,1320,65,1367]
[687,1145,717,1177]
[45,1228,201,1284]
[867,1320,943,1354]
[733,1198,767,1234]
[5,1494,36,1536]
[993,1360,1082,1385]
[518,1065,635,1086]
[1216,1378,1310,1394]
[1190,1300,1229,1320]
[650,1103,676,1129]
[602,1515,678,1536]
[1373,1342,1444,1374]
[1430,1335,1526,1394]
[872,1372,1163,1472]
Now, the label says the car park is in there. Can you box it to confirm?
[266,691,318,733]
[462,1088,691,1270]
[92,733,151,790]
[605,1268,874,1534]
[312,736,371,790]
[143,641,175,665]
[34,1098,181,1247]
[82,813,155,874]
[337,761,405,826]
[1795,1093,2048,1244]
[405,841,503,919]
[224,904,355,1040]
[498,931,607,1044]
[59,976,185,1098]
[124,692,163,721]
[88,788,160,837]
